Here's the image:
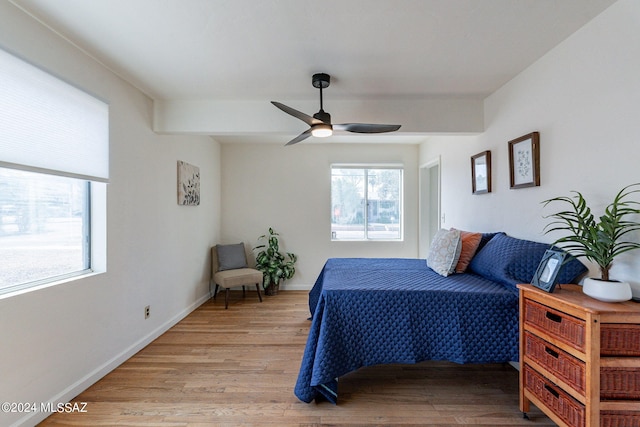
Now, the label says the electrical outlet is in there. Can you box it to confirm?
[144,305,150,319]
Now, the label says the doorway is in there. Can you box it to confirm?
[419,158,440,258]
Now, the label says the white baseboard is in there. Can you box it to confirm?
[279,283,313,291]
[13,292,211,427]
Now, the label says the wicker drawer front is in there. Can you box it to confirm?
[524,300,586,352]
[601,324,640,356]
[601,368,640,400]
[524,365,585,427]
[525,331,586,396]
[601,411,640,427]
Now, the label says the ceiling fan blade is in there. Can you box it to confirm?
[285,128,313,146]
[272,101,322,126]
[333,123,401,134]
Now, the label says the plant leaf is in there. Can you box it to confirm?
[542,183,640,279]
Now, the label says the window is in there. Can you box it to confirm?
[0,168,90,292]
[0,48,108,296]
[331,166,403,240]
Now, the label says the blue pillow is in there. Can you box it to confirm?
[477,232,502,253]
[468,233,587,289]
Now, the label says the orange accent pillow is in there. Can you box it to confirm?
[452,229,482,273]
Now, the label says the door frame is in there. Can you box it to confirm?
[419,157,441,258]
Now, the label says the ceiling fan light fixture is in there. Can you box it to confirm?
[311,123,332,138]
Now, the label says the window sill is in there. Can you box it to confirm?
[0,270,104,300]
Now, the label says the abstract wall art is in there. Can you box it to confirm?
[177,160,200,205]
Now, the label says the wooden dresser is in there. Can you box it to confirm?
[518,284,640,427]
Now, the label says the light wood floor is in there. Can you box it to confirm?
[39,290,554,426]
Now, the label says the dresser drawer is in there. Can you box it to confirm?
[523,299,586,352]
[601,411,640,427]
[601,324,640,356]
[525,331,586,396]
[601,368,640,400]
[524,365,585,427]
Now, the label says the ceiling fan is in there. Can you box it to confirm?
[272,73,401,146]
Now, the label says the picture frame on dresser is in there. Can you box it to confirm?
[531,249,566,293]
[508,132,540,189]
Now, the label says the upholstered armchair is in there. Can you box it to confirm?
[210,243,263,309]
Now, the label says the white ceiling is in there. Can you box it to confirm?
[11,0,617,144]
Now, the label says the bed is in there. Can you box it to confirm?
[294,232,587,404]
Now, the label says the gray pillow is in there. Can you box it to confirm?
[426,228,462,277]
[216,243,248,271]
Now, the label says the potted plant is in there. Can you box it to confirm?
[542,183,640,302]
[253,227,297,295]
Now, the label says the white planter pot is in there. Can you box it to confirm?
[582,277,632,302]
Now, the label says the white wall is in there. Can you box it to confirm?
[0,3,221,426]
[220,143,420,287]
[420,0,640,293]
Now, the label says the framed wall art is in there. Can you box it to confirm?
[177,160,200,206]
[508,131,540,189]
[471,150,491,194]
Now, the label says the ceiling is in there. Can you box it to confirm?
[11,0,617,144]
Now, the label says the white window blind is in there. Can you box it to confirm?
[0,48,109,182]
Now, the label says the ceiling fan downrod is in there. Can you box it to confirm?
[312,73,331,123]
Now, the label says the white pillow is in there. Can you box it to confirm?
[427,229,462,277]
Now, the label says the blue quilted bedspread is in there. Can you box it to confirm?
[294,258,520,403]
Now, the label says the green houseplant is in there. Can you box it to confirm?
[542,183,640,302]
[253,227,297,296]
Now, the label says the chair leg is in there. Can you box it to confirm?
[255,283,263,303]
[242,285,246,297]
[225,288,230,309]
[213,284,219,300]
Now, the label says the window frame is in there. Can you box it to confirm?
[330,164,404,241]
[0,168,95,296]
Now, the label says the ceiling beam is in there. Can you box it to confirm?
[153,97,484,137]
